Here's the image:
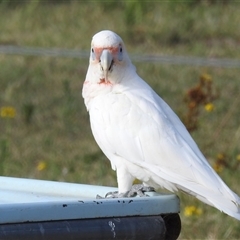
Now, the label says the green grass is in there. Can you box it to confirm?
[0,2,240,239]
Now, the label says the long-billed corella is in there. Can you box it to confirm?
[82,30,240,220]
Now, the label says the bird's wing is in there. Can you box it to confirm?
[89,76,239,209]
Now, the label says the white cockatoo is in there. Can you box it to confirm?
[82,30,240,220]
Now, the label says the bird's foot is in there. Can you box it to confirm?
[96,184,155,199]
[129,184,155,197]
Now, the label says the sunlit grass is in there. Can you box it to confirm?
[0,2,240,239]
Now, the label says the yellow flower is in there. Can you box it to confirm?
[201,73,212,83]
[184,205,202,217]
[204,103,214,112]
[213,163,223,173]
[0,106,16,118]
[236,154,240,162]
[37,161,47,171]
[217,153,225,160]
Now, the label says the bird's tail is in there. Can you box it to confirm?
[178,181,240,221]
[141,162,240,221]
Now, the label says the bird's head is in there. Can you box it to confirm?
[86,30,133,85]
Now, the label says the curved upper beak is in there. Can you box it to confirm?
[100,49,113,80]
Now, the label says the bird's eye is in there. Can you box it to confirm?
[118,45,123,61]
[91,48,95,60]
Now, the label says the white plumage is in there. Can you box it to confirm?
[82,30,240,220]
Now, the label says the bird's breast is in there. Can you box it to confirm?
[82,80,114,110]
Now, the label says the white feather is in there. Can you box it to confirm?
[82,30,240,220]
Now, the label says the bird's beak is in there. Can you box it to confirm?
[100,49,113,80]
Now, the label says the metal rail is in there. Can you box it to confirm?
[0,177,181,240]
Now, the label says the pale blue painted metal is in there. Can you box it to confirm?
[0,176,180,224]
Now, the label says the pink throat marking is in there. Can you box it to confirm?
[98,78,112,85]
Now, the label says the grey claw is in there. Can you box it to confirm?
[105,191,119,198]
[95,184,155,199]
[96,194,104,199]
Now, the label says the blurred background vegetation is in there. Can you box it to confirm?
[0,1,240,239]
